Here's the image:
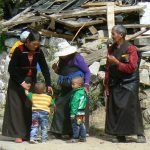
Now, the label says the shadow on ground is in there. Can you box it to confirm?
[89,126,137,143]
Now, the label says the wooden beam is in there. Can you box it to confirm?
[138,46,150,52]
[2,7,31,26]
[50,5,145,19]
[124,24,150,28]
[81,2,118,7]
[107,2,115,38]
[126,28,149,41]
[39,29,74,40]
[56,19,104,28]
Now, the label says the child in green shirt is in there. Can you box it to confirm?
[69,77,87,143]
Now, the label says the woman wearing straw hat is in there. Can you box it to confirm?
[51,41,91,138]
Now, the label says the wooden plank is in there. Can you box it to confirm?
[2,7,31,26]
[32,0,49,7]
[84,50,107,65]
[107,2,115,38]
[54,0,78,14]
[124,24,150,28]
[81,2,117,7]
[39,29,74,40]
[34,1,56,11]
[69,0,89,9]
[56,19,104,28]
[126,28,149,41]
[88,26,98,35]
[1,16,48,31]
[50,5,145,19]
[49,17,56,30]
[138,46,150,52]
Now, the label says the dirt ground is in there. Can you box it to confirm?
[0,107,150,150]
[0,130,150,150]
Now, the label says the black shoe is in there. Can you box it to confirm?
[79,138,86,142]
[112,136,126,143]
[66,139,79,143]
[137,135,146,143]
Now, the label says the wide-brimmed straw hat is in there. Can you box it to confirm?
[54,41,77,57]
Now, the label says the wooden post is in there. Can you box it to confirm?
[107,2,115,38]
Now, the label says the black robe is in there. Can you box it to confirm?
[105,41,144,136]
[2,44,51,139]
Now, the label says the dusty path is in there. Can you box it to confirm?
[0,133,150,150]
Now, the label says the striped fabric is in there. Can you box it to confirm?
[32,94,52,113]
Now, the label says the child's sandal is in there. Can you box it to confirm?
[15,138,23,143]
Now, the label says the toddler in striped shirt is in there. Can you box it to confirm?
[25,82,55,144]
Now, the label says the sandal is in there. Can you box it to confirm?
[15,138,23,143]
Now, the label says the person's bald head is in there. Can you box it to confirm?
[72,77,84,89]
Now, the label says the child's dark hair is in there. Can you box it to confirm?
[72,77,84,85]
[27,29,41,42]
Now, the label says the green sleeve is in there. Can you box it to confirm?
[27,92,33,101]
[70,92,81,117]
[50,99,55,107]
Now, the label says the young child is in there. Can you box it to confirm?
[9,31,30,57]
[70,77,87,143]
[25,82,55,144]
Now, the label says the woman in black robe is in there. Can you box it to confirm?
[2,30,53,143]
[105,25,146,143]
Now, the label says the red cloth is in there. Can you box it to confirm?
[104,45,139,95]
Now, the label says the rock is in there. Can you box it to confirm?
[140,69,150,85]
[90,107,105,130]
[139,91,147,101]
[48,37,67,48]
[143,109,150,124]
[4,55,10,70]
[140,59,146,67]
[141,99,150,110]
[82,39,106,51]
[100,58,107,66]
[0,119,3,132]
[4,38,18,47]
[142,89,150,99]
[80,53,88,57]
[98,71,105,80]
[0,65,4,73]
[142,51,150,57]
[89,62,100,76]
[0,81,5,90]
[0,93,6,107]
[40,37,49,46]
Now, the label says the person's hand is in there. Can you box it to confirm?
[48,86,54,95]
[84,86,89,95]
[21,82,31,90]
[107,55,120,65]
[25,90,29,96]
